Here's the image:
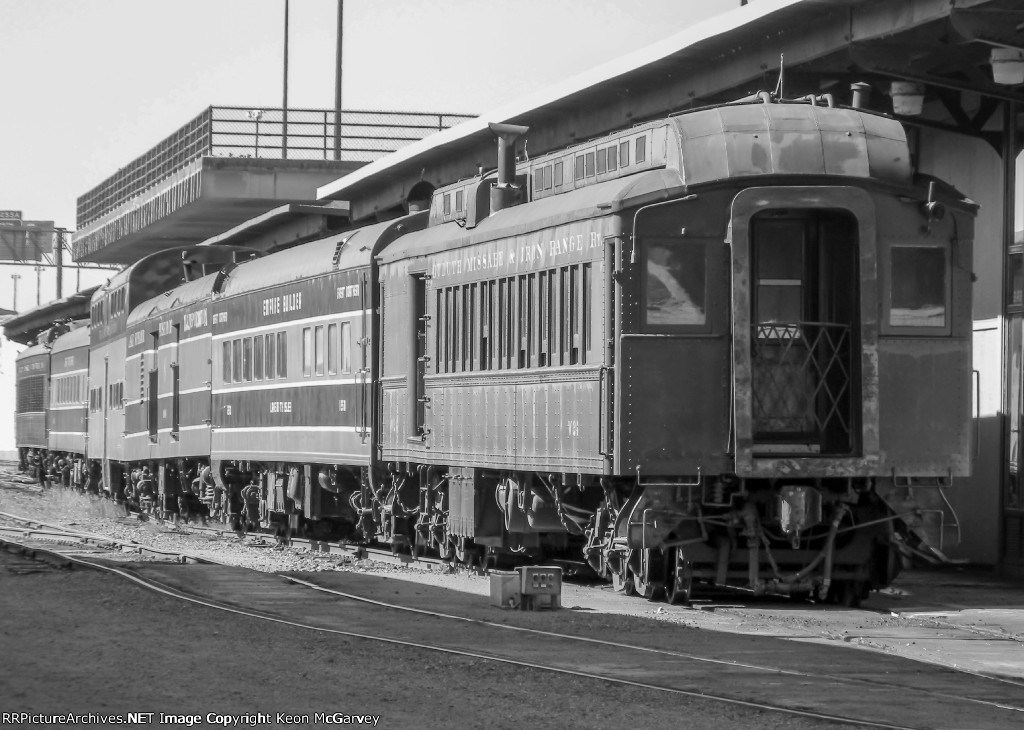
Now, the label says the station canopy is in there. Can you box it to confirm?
[318,0,1024,222]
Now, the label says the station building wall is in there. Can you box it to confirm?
[915,128,1004,564]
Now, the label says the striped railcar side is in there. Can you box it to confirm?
[47,326,91,455]
[211,268,372,465]
[86,338,128,464]
[124,295,214,463]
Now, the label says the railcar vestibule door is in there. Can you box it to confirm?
[748,210,860,455]
[730,186,880,477]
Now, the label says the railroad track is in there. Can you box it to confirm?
[2,507,1023,730]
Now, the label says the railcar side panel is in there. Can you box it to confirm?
[47,327,90,455]
[124,299,214,462]
[212,269,371,465]
[381,217,612,472]
[615,194,733,476]
[875,204,974,477]
[86,338,127,465]
[15,346,50,450]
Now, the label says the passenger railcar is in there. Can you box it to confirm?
[15,341,51,475]
[46,324,91,488]
[371,98,975,603]
[208,217,422,536]
[87,245,259,502]
[123,272,226,513]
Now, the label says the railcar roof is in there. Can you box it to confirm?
[218,215,422,297]
[378,168,685,263]
[127,272,220,326]
[50,323,91,354]
[16,342,50,360]
[669,102,911,188]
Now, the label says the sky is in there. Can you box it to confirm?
[0,0,743,452]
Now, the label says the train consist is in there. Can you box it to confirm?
[15,95,976,605]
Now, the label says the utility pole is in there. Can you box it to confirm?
[55,228,65,299]
[10,273,19,311]
[334,0,344,160]
[282,0,290,159]
[35,264,42,306]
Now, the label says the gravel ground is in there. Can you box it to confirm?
[3,556,858,730]
[1,465,863,730]
[2,463,1020,677]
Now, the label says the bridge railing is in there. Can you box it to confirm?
[76,106,476,229]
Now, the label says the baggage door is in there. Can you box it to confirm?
[147,332,159,443]
[359,269,370,443]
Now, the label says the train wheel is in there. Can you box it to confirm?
[612,549,636,595]
[665,548,693,605]
[453,537,468,564]
[632,549,666,601]
[436,532,455,561]
[829,580,865,608]
[612,569,635,595]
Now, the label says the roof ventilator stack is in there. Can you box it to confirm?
[488,122,529,214]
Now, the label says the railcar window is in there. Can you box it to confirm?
[480,282,491,370]
[554,161,563,187]
[232,339,242,383]
[507,278,516,369]
[222,342,232,383]
[242,337,253,382]
[436,290,444,373]
[597,149,607,175]
[755,222,804,329]
[467,284,477,370]
[443,193,451,216]
[570,266,581,364]
[1011,253,1023,307]
[890,246,948,328]
[497,280,506,369]
[315,325,325,376]
[619,140,629,167]
[643,238,708,328]
[585,152,596,178]
[327,323,338,375]
[265,333,276,379]
[456,189,464,212]
[453,287,461,373]
[341,322,352,373]
[254,336,264,381]
[583,263,592,358]
[302,327,313,377]
[277,331,287,378]
[539,272,549,366]
[492,281,501,368]
[575,155,585,181]
[635,136,646,164]
[519,276,531,368]
[607,145,618,172]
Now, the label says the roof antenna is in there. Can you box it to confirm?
[773,53,785,99]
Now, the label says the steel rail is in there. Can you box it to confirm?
[285,575,1024,714]
[0,534,921,730]
[3,500,1023,711]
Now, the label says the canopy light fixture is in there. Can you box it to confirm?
[991,47,1024,86]
[890,81,925,116]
